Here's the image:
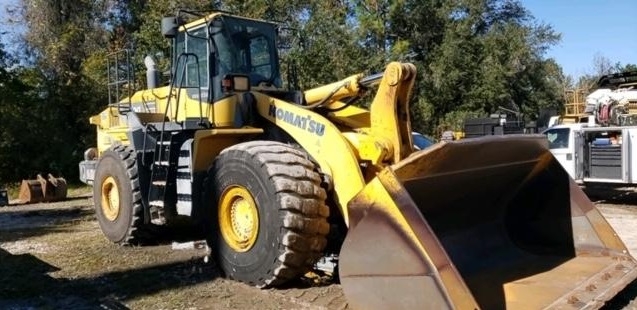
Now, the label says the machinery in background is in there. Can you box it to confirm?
[459,106,538,139]
[80,11,637,309]
[18,174,67,204]
[556,88,590,125]
[545,71,637,186]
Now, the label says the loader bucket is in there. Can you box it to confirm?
[340,135,637,310]
[18,174,67,204]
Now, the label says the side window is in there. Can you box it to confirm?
[249,36,271,78]
[176,32,185,55]
[545,128,570,149]
[185,27,208,88]
[173,32,186,86]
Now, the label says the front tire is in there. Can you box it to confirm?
[205,141,330,287]
[93,145,148,245]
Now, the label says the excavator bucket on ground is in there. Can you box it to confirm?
[18,174,67,204]
[340,135,637,310]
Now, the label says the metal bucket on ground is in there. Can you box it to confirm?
[18,174,67,204]
[339,135,637,310]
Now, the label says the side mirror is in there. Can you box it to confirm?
[161,16,181,38]
[209,19,223,35]
[222,74,251,93]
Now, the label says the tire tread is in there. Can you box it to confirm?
[210,141,330,288]
[105,145,149,245]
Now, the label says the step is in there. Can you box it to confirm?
[149,209,166,225]
[148,202,166,225]
[149,200,164,207]
[152,180,167,186]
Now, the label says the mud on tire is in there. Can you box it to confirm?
[204,141,330,287]
[93,144,150,245]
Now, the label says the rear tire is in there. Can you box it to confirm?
[204,141,330,287]
[93,145,149,245]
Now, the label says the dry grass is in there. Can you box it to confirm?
[0,196,340,310]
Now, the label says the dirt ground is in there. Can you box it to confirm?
[0,194,346,310]
[1,190,637,309]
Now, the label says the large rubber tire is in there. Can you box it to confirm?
[205,141,330,288]
[93,144,148,245]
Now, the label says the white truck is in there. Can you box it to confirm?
[544,71,637,186]
[545,123,637,185]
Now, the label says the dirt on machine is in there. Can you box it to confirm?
[78,10,637,309]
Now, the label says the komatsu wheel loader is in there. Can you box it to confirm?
[79,11,637,309]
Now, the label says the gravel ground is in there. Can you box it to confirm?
[1,191,637,309]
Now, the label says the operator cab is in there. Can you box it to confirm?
[163,13,283,102]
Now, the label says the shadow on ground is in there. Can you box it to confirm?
[585,186,637,205]
[0,201,204,245]
[602,280,637,310]
[0,206,95,243]
[0,247,218,309]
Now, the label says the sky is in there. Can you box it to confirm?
[522,0,637,77]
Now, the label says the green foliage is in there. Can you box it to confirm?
[619,63,637,72]
[0,1,108,183]
[0,0,572,183]
[392,0,563,133]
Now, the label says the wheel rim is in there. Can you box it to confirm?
[218,186,259,252]
[101,176,120,221]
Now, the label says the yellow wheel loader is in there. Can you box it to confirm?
[79,11,637,309]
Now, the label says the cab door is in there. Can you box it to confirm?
[573,130,584,180]
[544,127,577,180]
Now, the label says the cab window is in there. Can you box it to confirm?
[210,16,280,88]
[249,36,272,79]
[175,25,209,88]
[545,128,570,149]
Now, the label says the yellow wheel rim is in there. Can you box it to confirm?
[101,176,120,221]
[218,186,259,252]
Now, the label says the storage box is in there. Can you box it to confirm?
[589,146,622,179]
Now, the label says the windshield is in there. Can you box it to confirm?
[210,16,281,88]
[544,128,570,149]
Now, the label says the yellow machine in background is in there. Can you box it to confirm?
[79,11,637,309]
[559,88,590,124]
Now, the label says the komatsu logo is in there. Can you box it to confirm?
[268,105,326,137]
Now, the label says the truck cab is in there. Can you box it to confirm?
[543,123,584,181]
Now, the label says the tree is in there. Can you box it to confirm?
[573,54,637,92]
[614,62,637,73]
[0,0,566,183]
[591,53,614,77]
[387,0,561,133]
[0,0,111,182]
